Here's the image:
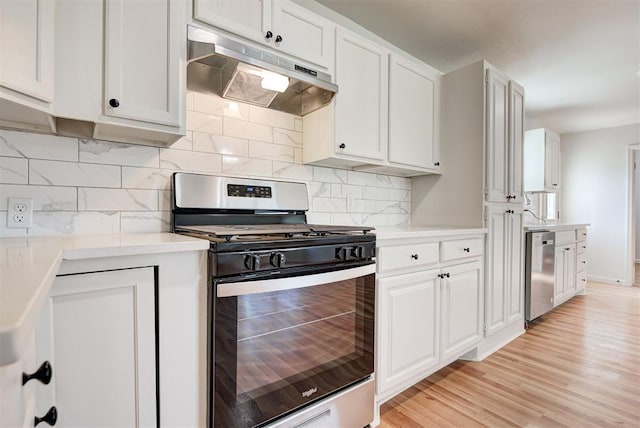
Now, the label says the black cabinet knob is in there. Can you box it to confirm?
[275,35,283,44]
[434,162,440,167]
[338,143,346,149]
[565,247,571,251]
[23,361,52,386]
[265,30,273,39]
[34,407,57,426]
[108,98,120,108]
[411,253,419,260]
[553,183,558,186]
[582,261,586,264]
[445,273,450,278]
[463,248,470,252]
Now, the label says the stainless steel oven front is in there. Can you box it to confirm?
[210,262,376,427]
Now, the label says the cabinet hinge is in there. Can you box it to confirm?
[483,323,487,334]
[485,70,490,82]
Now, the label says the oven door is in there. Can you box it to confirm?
[212,263,375,427]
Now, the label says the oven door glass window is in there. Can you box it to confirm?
[213,267,375,427]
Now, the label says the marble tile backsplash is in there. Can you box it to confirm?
[0,92,411,237]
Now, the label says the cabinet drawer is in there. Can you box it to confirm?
[441,238,483,262]
[555,230,575,246]
[377,242,439,273]
[576,253,587,272]
[576,228,588,241]
[577,242,587,254]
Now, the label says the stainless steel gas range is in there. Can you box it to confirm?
[172,172,376,428]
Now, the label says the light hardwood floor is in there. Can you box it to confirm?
[379,282,640,427]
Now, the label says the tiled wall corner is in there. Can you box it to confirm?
[0,92,411,236]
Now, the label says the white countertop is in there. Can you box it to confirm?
[523,223,590,232]
[374,225,488,240]
[0,233,209,365]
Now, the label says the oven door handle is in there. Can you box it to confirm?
[217,264,375,297]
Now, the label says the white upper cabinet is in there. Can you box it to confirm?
[524,128,561,192]
[193,0,333,69]
[388,54,440,172]
[485,68,510,203]
[194,0,272,45]
[508,81,524,204]
[334,27,388,161]
[486,68,524,204]
[0,0,54,103]
[0,0,55,132]
[545,131,560,189]
[271,0,334,69]
[302,28,388,167]
[53,0,186,145]
[104,0,183,127]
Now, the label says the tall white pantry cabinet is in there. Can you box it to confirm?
[412,60,525,359]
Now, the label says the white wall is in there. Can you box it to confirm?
[636,150,640,262]
[0,92,412,237]
[561,123,640,285]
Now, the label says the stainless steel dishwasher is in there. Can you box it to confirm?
[525,231,556,322]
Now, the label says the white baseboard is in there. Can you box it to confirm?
[461,322,525,362]
[588,275,631,286]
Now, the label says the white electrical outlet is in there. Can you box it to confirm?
[7,197,33,228]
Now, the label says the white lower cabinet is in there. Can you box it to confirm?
[484,205,523,336]
[377,269,440,395]
[0,332,37,428]
[440,260,483,361]
[35,267,157,427]
[376,233,484,402]
[555,243,576,306]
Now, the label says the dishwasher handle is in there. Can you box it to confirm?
[541,239,554,245]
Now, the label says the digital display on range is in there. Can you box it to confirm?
[227,184,272,198]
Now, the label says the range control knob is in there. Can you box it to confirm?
[244,254,261,271]
[351,246,365,259]
[270,252,286,268]
[335,247,352,261]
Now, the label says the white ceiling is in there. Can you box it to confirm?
[314,0,640,135]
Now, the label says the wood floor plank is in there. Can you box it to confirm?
[380,282,640,427]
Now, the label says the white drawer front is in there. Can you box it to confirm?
[555,230,575,246]
[577,253,587,272]
[441,238,483,262]
[577,242,587,254]
[577,227,588,241]
[377,242,439,273]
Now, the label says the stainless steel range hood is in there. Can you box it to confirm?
[187,26,337,116]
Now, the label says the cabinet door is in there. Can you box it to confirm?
[484,205,508,336]
[388,54,439,170]
[271,0,333,69]
[545,131,560,191]
[104,0,183,127]
[0,0,54,102]
[377,269,439,397]
[554,247,565,305]
[193,0,271,44]
[506,209,523,324]
[35,268,157,426]
[441,261,483,361]
[564,245,576,295]
[335,28,388,162]
[508,81,524,204]
[485,68,510,203]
